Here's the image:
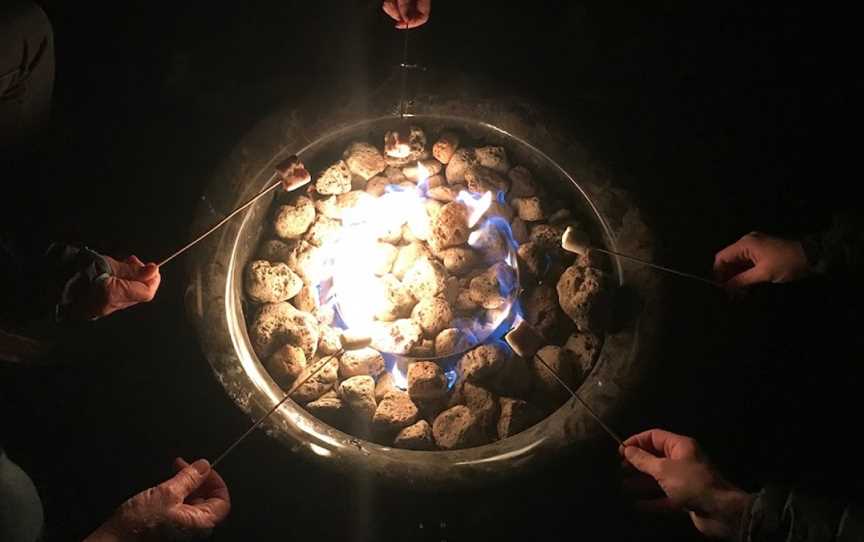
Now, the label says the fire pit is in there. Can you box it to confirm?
[186,89,662,487]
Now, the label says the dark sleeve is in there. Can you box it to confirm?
[740,485,864,542]
[0,233,110,337]
[800,212,864,278]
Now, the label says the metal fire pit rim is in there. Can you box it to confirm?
[187,98,661,489]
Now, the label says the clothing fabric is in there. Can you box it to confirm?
[0,450,44,542]
[0,0,54,151]
[741,485,864,542]
[801,212,864,279]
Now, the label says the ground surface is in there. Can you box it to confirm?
[1,3,861,541]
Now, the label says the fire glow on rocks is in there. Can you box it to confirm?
[323,161,519,357]
[246,126,610,449]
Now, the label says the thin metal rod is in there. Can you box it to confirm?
[534,352,623,446]
[158,176,281,268]
[398,30,409,119]
[211,349,344,468]
[591,247,720,287]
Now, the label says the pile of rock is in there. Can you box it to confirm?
[244,125,610,449]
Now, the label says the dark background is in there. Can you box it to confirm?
[2,2,861,540]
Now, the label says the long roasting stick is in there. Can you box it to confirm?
[561,226,719,287]
[505,322,623,446]
[211,349,345,468]
[158,156,312,268]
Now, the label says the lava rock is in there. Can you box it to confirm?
[265,344,307,387]
[394,420,435,450]
[488,354,533,399]
[411,297,453,338]
[556,264,610,332]
[532,345,579,404]
[511,196,545,222]
[339,347,386,379]
[445,148,478,183]
[318,324,342,356]
[292,356,339,403]
[411,339,436,358]
[403,257,448,300]
[339,375,377,422]
[468,263,517,310]
[391,242,433,279]
[403,159,443,180]
[429,201,470,250]
[497,397,542,439]
[373,390,419,434]
[564,331,603,375]
[451,381,499,440]
[304,215,341,247]
[432,405,481,450]
[287,240,325,283]
[259,239,295,263]
[274,195,316,239]
[371,319,423,355]
[507,166,538,198]
[438,247,479,275]
[432,131,460,164]
[510,218,529,244]
[475,146,511,174]
[458,341,509,383]
[315,160,353,195]
[306,390,344,426]
[465,166,509,195]
[434,328,478,357]
[365,176,391,197]
[250,302,320,359]
[244,260,303,304]
[374,372,398,402]
[407,361,448,401]
[344,141,387,181]
[523,284,574,344]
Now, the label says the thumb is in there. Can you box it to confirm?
[624,446,663,479]
[164,459,210,498]
[724,265,770,289]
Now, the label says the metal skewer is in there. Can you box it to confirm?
[505,322,623,446]
[561,226,719,287]
[398,30,409,119]
[533,351,623,446]
[211,349,344,468]
[590,247,719,287]
[158,175,281,268]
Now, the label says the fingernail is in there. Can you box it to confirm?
[191,459,210,475]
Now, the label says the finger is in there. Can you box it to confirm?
[103,255,123,275]
[126,255,144,267]
[174,457,190,472]
[623,429,678,456]
[397,0,413,21]
[167,504,221,530]
[382,1,402,22]
[163,459,211,498]
[623,446,664,478]
[724,266,771,290]
[113,277,158,303]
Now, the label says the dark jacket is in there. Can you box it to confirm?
[741,211,864,542]
[742,486,864,542]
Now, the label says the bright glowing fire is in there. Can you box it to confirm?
[312,161,520,362]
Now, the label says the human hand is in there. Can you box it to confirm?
[383,0,431,29]
[713,232,810,290]
[85,458,231,542]
[620,429,753,540]
[87,255,161,319]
